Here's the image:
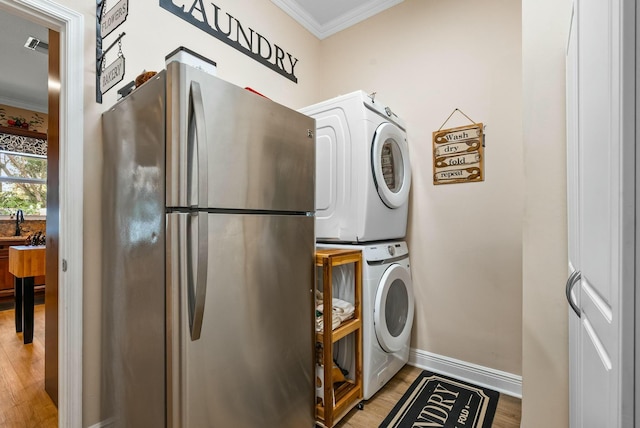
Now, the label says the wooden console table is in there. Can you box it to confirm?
[9,245,45,344]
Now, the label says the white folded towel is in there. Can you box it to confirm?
[315,295,355,332]
[315,312,341,332]
[331,298,355,322]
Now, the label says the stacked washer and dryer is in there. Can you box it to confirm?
[300,91,415,401]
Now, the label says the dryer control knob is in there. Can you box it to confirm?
[387,245,395,256]
[385,107,393,117]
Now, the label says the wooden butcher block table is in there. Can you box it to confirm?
[9,245,45,344]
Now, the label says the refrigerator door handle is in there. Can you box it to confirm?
[187,80,209,341]
[188,211,208,341]
[188,80,208,208]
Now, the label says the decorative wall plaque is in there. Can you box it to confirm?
[100,55,126,94]
[432,123,484,185]
[101,0,128,38]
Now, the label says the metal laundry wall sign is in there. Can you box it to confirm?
[159,0,300,83]
[432,123,484,185]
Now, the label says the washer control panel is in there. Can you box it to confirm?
[361,92,406,130]
[364,241,408,262]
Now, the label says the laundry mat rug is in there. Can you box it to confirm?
[379,371,499,428]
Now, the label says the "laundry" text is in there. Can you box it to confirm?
[160,0,300,83]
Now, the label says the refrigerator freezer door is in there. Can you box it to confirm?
[101,72,167,427]
[165,61,315,212]
[167,212,315,428]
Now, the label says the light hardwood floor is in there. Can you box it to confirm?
[334,365,521,428]
[0,304,57,428]
[0,304,520,428]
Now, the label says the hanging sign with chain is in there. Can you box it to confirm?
[101,0,128,38]
[97,0,128,103]
[99,34,126,96]
[432,109,484,185]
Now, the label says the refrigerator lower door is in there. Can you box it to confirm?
[167,212,315,428]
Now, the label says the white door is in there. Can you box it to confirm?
[566,5,581,426]
[566,1,636,427]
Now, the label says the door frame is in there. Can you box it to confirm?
[0,0,84,426]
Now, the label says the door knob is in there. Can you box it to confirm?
[565,270,581,318]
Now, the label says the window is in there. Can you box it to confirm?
[0,151,47,215]
[0,127,48,216]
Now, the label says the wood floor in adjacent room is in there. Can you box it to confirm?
[0,304,57,428]
[335,365,522,428]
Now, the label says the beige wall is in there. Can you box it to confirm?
[317,0,524,375]
[521,0,570,427]
[96,0,323,109]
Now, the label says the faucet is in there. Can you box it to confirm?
[14,209,24,236]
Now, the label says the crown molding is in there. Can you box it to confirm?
[0,95,47,113]
[271,0,404,40]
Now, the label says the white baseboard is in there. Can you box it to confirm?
[409,348,522,398]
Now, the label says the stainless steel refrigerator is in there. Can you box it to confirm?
[101,60,315,427]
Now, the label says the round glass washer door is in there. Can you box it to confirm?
[371,122,411,209]
[374,263,415,353]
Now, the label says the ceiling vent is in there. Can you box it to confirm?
[24,36,48,54]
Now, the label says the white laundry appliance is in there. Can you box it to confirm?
[300,91,411,243]
[317,241,414,400]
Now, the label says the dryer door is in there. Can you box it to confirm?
[371,123,411,209]
[374,263,415,353]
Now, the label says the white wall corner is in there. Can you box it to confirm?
[409,348,522,398]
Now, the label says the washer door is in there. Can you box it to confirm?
[371,122,411,209]
[374,263,415,353]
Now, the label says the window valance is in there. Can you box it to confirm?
[0,126,47,156]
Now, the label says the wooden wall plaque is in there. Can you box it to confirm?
[432,123,484,185]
